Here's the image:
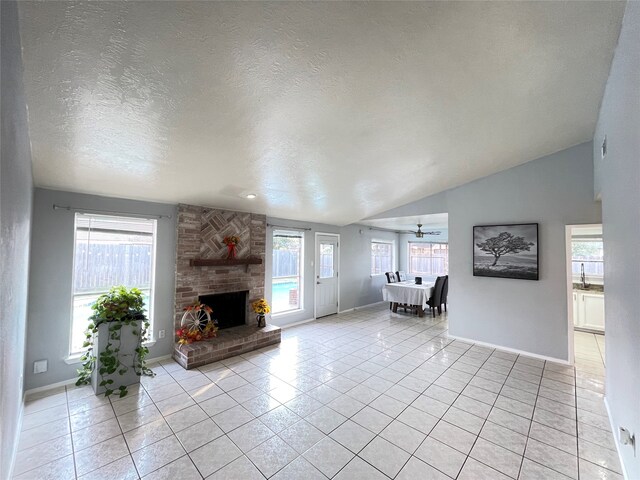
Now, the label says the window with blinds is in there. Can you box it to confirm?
[70,213,157,354]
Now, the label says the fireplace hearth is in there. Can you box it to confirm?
[199,290,248,330]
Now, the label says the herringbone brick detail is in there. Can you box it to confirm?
[201,210,251,259]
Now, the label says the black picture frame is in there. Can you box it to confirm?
[473,223,539,280]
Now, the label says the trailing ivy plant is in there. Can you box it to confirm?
[76,286,155,397]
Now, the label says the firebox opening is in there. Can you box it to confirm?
[199,290,248,330]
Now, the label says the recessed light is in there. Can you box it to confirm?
[246,193,257,199]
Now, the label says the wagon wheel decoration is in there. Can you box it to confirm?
[180,302,212,333]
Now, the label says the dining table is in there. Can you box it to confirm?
[382,280,436,317]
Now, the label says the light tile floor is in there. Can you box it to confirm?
[15,305,622,479]
[574,330,606,370]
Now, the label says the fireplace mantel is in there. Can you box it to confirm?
[189,256,263,272]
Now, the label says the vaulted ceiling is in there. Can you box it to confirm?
[18,1,624,225]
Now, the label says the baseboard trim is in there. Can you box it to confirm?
[341,301,385,314]
[447,334,571,365]
[24,353,175,399]
[24,377,77,399]
[278,317,316,329]
[604,397,630,480]
[148,353,173,363]
[356,300,386,310]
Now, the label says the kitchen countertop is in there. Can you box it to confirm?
[573,283,604,293]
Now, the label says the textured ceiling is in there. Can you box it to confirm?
[18,1,624,225]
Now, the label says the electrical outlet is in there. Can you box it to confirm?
[33,359,48,374]
[158,330,166,339]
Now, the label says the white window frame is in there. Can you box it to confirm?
[68,213,158,358]
[370,239,396,276]
[271,229,305,316]
[407,241,449,276]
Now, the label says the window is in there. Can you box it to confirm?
[319,243,334,279]
[70,214,157,354]
[572,240,604,277]
[409,242,449,276]
[371,240,394,275]
[272,230,303,314]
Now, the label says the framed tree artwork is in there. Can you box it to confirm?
[473,223,539,280]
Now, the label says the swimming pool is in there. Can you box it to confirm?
[272,280,300,312]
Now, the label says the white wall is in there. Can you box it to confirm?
[339,224,398,311]
[593,2,640,477]
[26,189,177,390]
[1,2,34,477]
[370,142,600,361]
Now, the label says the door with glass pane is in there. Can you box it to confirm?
[315,234,339,318]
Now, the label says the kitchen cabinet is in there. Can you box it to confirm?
[573,290,604,332]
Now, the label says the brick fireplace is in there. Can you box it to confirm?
[173,204,280,369]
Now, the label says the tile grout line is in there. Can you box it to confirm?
[249,311,452,478]
[385,336,479,479]
[594,333,606,368]
[515,360,544,480]
[165,312,564,479]
[456,348,520,479]
[326,317,461,479]
[110,386,143,479]
[67,384,79,480]
[262,313,452,478]
[16,306,618,480]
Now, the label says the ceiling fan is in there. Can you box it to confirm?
[414,224,441,238]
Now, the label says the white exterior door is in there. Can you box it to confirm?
[315,234,339,318]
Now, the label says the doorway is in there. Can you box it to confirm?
[566,224,605,366]
[315,233,339,318]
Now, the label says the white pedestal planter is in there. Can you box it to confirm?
[91,320,143,395]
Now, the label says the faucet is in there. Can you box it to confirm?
[580,263,590,289]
